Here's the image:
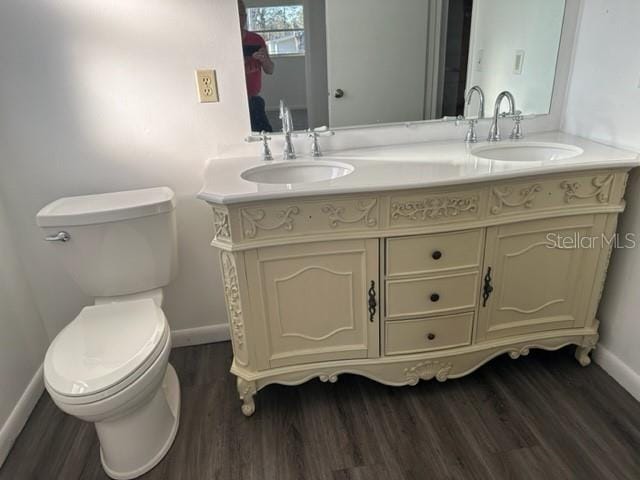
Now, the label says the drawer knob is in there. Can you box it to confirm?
[427,333,436,341]
[430,293,440,302]
[431,250,443,260]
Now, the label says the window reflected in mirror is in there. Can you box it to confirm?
[238,0,566,133]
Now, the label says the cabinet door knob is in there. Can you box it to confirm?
[431,250,442,260]
[430,293,440,302]
[334,88,345,98]
[427,333,436,341]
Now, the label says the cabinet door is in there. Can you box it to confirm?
[248,239,379,368]
[477,215,606,342]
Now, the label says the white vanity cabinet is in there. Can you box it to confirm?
[208,168,630,416]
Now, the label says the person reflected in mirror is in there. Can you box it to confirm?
[239,0,274,132]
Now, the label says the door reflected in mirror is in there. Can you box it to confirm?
[238,0,566,133]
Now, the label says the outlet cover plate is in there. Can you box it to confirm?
[195,69,219,103]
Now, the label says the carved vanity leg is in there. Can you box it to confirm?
[575,334,599,367]
[575,346,594,367]
[237,377,257,417]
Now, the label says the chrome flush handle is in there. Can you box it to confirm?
[45,231,71,242]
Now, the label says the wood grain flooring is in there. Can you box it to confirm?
[1,342,639,480]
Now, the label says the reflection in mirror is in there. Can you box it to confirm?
[239,0,566,133]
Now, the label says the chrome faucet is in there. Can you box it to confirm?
[464,86,485,143]
[279,100,296,160]
[487,91,516,142]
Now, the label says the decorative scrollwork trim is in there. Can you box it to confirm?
[491,184,542,215]
[508,346,531,360]
[319,374,339,383]
[241,206,300,238]
[391,195,478,222]
[560,174,614,204]
[221,252,246,350]
[404,360,453,385]
[321,199,378,228]
[212,207,231,241]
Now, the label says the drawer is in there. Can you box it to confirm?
[385,312,473,355]
[386,229,483,277]
[386,271,479,319]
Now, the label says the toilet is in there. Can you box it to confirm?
[36,187,181,480]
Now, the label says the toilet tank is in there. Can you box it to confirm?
[36,187,178,298]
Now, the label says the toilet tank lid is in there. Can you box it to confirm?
[36,187,175,227]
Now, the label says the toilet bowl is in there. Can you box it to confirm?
[37,187,181,479]
[44,298,180,479]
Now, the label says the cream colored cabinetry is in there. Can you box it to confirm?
[244,239,379,369]
[477,215,610,342]
[210,169,629,416]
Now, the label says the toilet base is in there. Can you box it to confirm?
[99,364,181,480]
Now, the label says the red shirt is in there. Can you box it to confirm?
[243,31,267,97]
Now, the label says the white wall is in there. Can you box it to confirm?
[562,0,640,399]
[0,0,250,340]
[0,194,49,466]
[466,0,565,116]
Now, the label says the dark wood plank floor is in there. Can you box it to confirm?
[2,342,639,480]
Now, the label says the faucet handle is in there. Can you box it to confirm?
[244,131,270,142]
[308,127,335,158]
[245,131,273,161]
[308,126,335,137]
[510,111,524,140]
[464,119,479,143]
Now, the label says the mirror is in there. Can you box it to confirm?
[238,0,566,133]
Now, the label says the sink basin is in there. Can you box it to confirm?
[241,161,354,185]
[471,142,584,162]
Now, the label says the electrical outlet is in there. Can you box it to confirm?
[195,69,219,103]
[513,50,525,75]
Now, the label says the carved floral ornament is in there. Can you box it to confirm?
[212,207,231,241]
[404,360,452,384]
[241,206,300,238]
[560,174,614,204]
[508,346,531,360]
[321,198,378,228]
[221,251,245,349]
[490,183,542,215]
[391,195,478,222]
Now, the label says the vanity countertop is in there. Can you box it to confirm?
[198,131,639,205]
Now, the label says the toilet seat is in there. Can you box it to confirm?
[44,298,169,405]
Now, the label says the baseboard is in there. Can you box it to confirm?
[171,324,230,348]
[0,365,45,468]
[594,345,640,401]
